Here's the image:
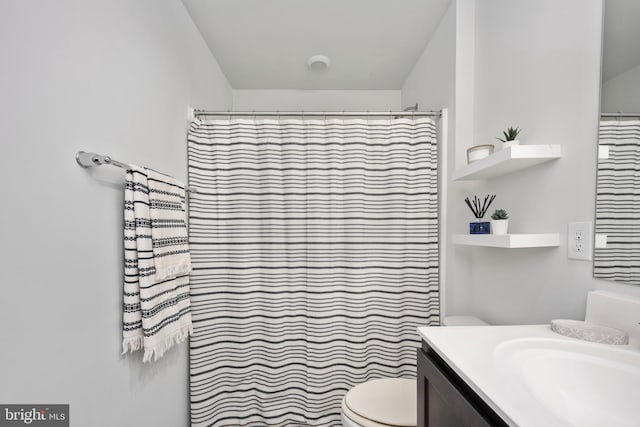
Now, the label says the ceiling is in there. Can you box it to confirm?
[182,0,451,90]
[602,0,640,81]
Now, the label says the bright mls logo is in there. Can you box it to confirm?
[0,405,68,426]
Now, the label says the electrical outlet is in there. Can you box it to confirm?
[568,222,592,261]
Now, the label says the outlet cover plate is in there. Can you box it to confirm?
[568,221,593,261]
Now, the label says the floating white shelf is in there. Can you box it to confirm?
[452,233,560,248]
[453,145,561,181]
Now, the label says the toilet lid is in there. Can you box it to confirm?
[344,378,416,427]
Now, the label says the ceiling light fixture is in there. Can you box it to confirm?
[307,55,331,71]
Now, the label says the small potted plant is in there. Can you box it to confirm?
[490,209,509,235]
[497,126,521,148]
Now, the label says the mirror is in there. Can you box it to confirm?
[593,0,640,285]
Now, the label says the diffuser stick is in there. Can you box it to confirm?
[485,195,496,216]
[464,194,497,220]
[464,197,476,217]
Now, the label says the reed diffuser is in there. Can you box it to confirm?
[464,194,496,234]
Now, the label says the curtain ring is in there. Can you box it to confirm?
[228,110,232,121]
[252,110,256,121]
[277,110,280,121]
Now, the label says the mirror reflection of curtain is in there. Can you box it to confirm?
[594,120,640,284]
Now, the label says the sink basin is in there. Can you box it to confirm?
[494,338,640,427]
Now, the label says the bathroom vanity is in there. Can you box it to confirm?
[417,338,507,427]
[417,324,640,427]
[416,291,640,427]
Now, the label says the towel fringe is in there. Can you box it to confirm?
[142,324,193,363]
[122,336,144,354]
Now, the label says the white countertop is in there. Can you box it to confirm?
[417,325,640,427]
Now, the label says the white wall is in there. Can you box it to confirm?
[233,89,401,111]
[402,3,456,114]
[463,0,640,325]
[0,1,231,426]
[602,63,640,112]
[401,2,478,318]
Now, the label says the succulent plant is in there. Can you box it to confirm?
[491,209,509,220]
[497,126,521,142]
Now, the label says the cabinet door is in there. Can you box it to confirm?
[417,344,507,427]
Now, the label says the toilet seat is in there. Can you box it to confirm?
[342,396,397,427]
[342,378,416,427]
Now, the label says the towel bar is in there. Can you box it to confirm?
[75,151,197,193]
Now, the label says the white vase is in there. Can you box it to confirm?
[491,219,509,235]
[502,140,521,148]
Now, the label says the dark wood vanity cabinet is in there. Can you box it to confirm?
[417,341,508,427]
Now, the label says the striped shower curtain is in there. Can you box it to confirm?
[594,120,640,284]
[187,117,439,426]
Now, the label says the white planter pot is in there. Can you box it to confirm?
[502,140,521,148]
[491,219,509,235]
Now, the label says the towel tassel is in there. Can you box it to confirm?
[142,324,193,363]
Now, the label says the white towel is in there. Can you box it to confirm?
[122,166,193,362]
[146,168,193,280]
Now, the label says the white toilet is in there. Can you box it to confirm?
[440,315,488,327]
[341,316,488,426]
[341,378,416,427]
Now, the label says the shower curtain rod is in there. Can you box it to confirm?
[75,151,197,193]
[601,112,640,118]
[194,110,442,118]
